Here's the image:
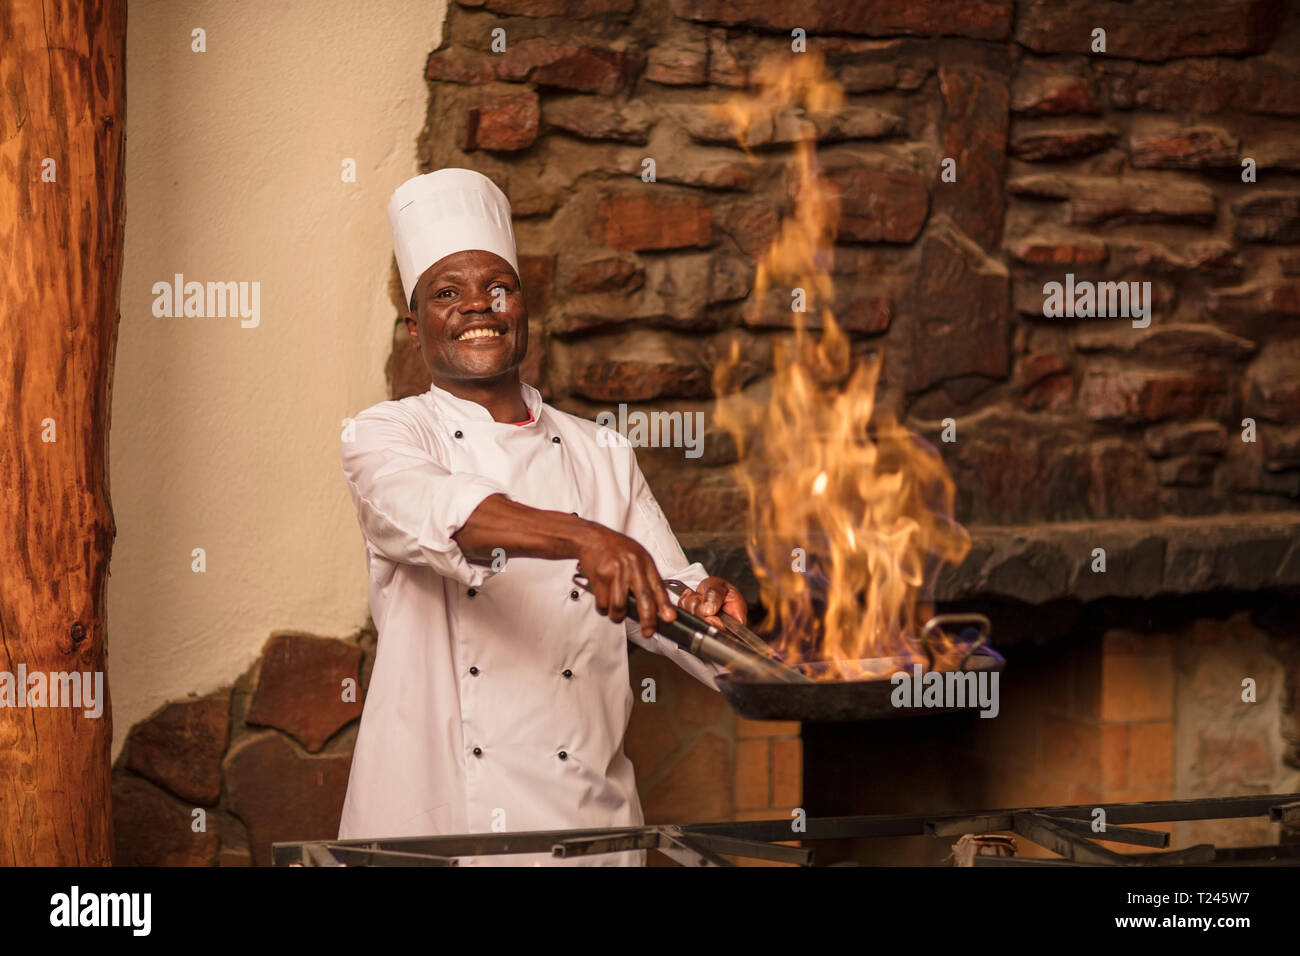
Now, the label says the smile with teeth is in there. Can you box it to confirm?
[455,327,504,342]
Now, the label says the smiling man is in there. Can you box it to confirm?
[337,167,747,866]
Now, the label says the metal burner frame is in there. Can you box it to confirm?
[274,793,1300,867]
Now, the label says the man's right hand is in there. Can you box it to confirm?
[452,494,675,639]
[576,524,675,639]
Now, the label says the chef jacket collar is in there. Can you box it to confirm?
[423,380,543,426]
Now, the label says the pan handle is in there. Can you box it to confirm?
[919,613,992,671]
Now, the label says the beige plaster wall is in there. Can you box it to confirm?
[110,0,443,756]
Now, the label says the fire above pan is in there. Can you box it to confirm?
[719,612,1004,722]
[577,575,1003,722]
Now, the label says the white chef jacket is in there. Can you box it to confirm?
[336,381,725,866]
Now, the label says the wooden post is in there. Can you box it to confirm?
[0,0,126,865]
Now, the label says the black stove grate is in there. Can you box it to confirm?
[273,793,1300,867]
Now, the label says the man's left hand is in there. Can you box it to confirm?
[679,576,748,627]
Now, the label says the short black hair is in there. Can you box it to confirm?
[409,289,418,313]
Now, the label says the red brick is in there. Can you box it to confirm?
[1100,724,1131,791]
[457,0,635,15]
[1078,369,1228,425]
[1011,62,1100,116]
[1196,726,1274,783]
[669,0,1014,40]
[1009,174,1216,226]
[569,359,712,402]
[735,718,800,739]
[821,38,935,93]
[1210,278,1300,321]
[1009,124,1118,161]
[985,767,1075,812]
[936,64,1010,250]
[568,255,644,294]
[1128,721,1174,789]
[464,92,540,152]
[707,31,746,88]
[224,733,352,867]
[113,775,221,866]
[1073,323,1256,360]
[1143,421,1229,459]
[828,165,929,244]
[498,39,643,95]
[771,738,802,808]
[600,193,712,251]
[837,295,892,335]
[1100,56,1300,116]
[648,468,747,535]
[733,808,789,822]
[641,732,732,823]
[1038,714,1100,784]
[1244,340,1300,424]
[1156,455,1217,487]
[1233,192,1300,244]
[645,36,708,86]
[1130,125,1239,169]
[1263,427,1300,471]
[1015,0,1283,60]
[424,47,495,85]
[625,701,681,774]
[124,692,230,805]
[245,633,362,754]
[543,97,652,143]
[735,739,770,810]
[1099,641,1174,722]
[907,218,1011,392]
[1007,234,1107,266]
[675,674,728,729]
[720,199,779,258]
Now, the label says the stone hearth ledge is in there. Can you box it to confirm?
[680,512,1300,607]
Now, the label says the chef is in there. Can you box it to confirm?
[336,167,748,866]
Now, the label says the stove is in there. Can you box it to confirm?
[273,793,1300,866]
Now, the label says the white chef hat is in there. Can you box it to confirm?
[388,167,520,306]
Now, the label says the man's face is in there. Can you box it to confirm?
[405,249,528,386]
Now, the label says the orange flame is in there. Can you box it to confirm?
[711,53,972,680]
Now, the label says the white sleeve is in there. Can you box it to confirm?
[619,448,729,691]
[340,405,509,587]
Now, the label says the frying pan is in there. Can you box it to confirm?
[717,613,1002,722]
[575,574,1003,720]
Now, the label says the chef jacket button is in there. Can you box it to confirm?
[558,751,568,760]
[468,587,478,597]
[473,747,482,757]
[454,430,463,439]
[552,436,561,444]
[569,590,579,601]
[562,668,573,679]
[469,666,479,676]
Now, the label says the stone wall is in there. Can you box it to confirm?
[391,0,1300,545]
[112,627,802,865]
[113,630,372,866]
